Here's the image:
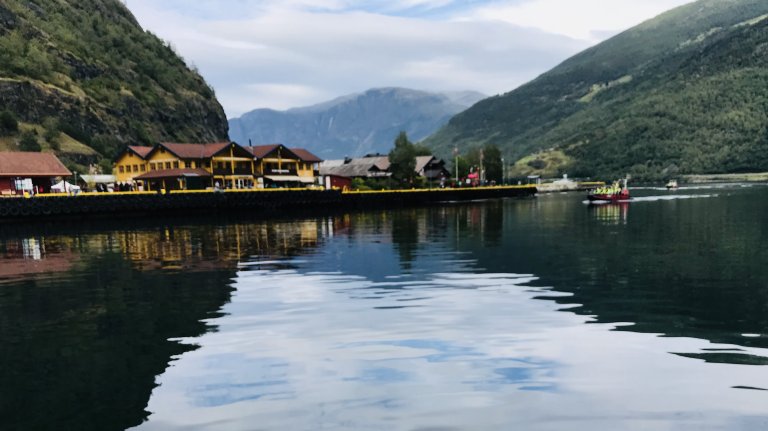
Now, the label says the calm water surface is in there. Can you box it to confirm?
[2,185,768,430]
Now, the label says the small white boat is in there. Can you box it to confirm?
[665,179,678,190]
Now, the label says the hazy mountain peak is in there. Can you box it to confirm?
[230,88,486,158]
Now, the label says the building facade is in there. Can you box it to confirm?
[0,152,72,195]
[114,142,322,190]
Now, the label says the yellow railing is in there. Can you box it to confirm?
[3,184,537,199]
[342,185,537,195]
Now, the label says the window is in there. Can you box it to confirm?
[140,165,146,172]
[133,165,138,172]
[119,166,125,173]
[150,163,156,171]
[173,161,179,169]
[165,162,171,169]
[184,161,190,168]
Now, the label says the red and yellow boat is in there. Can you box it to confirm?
[588,179,630,202]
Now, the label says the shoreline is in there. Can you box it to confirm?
[0,185,537,223]
[682,172,768,183]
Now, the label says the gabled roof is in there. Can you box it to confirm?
[134,168,212,180]
[291,148,323,163]
[154,142,232,159]
[246,144,302,160]
[128,145,152,159]
[0,152,72,176]
[319,159,346,171]
[322,163,377,178]
[415,156,437,174]
[321,156,393,178]
[349,156,390,171]
[246,144,280,158]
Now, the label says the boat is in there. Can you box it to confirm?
[588,179,630,202]
[665,179,678,189]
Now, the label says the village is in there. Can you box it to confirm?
[0,142,456,196]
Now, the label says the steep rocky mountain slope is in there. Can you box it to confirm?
[0,0,228,171]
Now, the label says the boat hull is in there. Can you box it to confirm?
[587,192,630,202]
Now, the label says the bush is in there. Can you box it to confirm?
[19,130,42,152]
[527,159,547,170]
[43,117,60,150]
[0,110,18,134]
[351,178,372,191]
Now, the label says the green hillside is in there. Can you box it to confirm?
[424,0,768,181]
[0,0,228,172]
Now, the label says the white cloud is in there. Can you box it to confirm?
[126,0,694,118]
[470,0,694,42]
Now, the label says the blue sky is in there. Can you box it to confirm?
[126,0,693,118]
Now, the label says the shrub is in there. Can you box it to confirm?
[19,130,42,152]
[0,110,18,134]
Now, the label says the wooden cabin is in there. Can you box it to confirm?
[0,152,72,195]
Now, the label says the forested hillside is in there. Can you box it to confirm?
[0,0,228,172]
[424,0,768,180]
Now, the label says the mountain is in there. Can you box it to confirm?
[0,0,228,172]
[424,0,768,181]
[228,88,485,159]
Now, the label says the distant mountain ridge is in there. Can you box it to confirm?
[424,0,768,180]
[228,88,485,159]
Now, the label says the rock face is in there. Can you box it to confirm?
[424,0,768,181]
[229,88,485,159]
[0,0,228,168]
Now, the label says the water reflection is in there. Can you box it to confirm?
[135,263,768,431]
[588,201,629,225]
[3,187,768,430]
[0,218,326,431]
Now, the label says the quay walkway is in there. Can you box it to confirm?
[0,185,537,222]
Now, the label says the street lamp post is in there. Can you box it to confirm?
[453,147,459,186]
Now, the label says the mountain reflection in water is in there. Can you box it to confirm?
[1,185,768,430]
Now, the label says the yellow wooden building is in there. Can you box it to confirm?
[247,144,321,188]
[114,142,322,190]
[114,146,152,184]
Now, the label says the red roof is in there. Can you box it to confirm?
[0,152,72,177]
[245,144,281,159]
[128,145,152,159]
[291,148,323,163]
[245,144,311,161]
[157,142,232,159]
[134,168,212,180]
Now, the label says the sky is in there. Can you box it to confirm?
[125,0,694,119]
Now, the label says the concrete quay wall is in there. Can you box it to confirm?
[0,186,537,222]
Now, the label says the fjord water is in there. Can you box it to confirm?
[2,185,768,431]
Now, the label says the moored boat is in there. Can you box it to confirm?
[665,179,678,189]
[588,179,630,202]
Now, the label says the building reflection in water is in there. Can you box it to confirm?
[118,221,320,272]
[0,220,324,283]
